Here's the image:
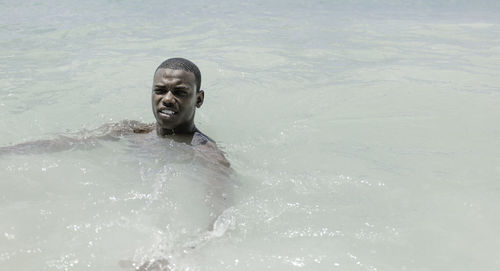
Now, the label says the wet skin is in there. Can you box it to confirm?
[152,68,204,139]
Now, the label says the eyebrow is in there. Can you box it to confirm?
[153,83,189,88]
[153,85,188,89]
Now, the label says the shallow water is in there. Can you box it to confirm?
[1,0,500,270]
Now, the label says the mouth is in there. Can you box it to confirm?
[158,108,177,118]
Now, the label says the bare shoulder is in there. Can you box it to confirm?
[95,120,155,137]
[192,132,230,168]
[125,120,155,134]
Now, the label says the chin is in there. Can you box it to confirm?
[156,121,177,130]
[154,115,175,127]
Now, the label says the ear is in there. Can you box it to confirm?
[196,90,204,108]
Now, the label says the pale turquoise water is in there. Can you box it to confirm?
[1,0,500,270]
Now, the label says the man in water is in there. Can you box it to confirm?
[152,57,209,144]
[147,57,229,166]
[2,58,231,270]
[0,57,229,166]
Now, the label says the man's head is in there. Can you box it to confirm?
[155,58,202,92]
[152,58,204,134]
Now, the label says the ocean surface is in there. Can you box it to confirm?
[1,0,499,270]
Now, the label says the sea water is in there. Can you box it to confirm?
[1,0,499,270]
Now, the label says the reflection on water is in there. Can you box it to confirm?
[1,0,500,270]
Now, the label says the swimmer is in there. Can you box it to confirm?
[2,58,233,271]
[0,57,229,167]
[149,57,229,167]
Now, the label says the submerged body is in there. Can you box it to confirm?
[0,120,230,168]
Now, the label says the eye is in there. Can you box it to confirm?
[154,88,166,94]
[173,88,188,97]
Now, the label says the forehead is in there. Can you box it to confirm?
[153,68,196,87]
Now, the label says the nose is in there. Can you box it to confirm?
[162,91,175,107]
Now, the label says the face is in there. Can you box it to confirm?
[152,68,204,132]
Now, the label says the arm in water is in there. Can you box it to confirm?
[0,120,154,155]
[1,120,233,218]
[193,140,235,231]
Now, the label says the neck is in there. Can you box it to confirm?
[155,123,198,143]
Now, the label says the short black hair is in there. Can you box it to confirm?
[155,57,202,92]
